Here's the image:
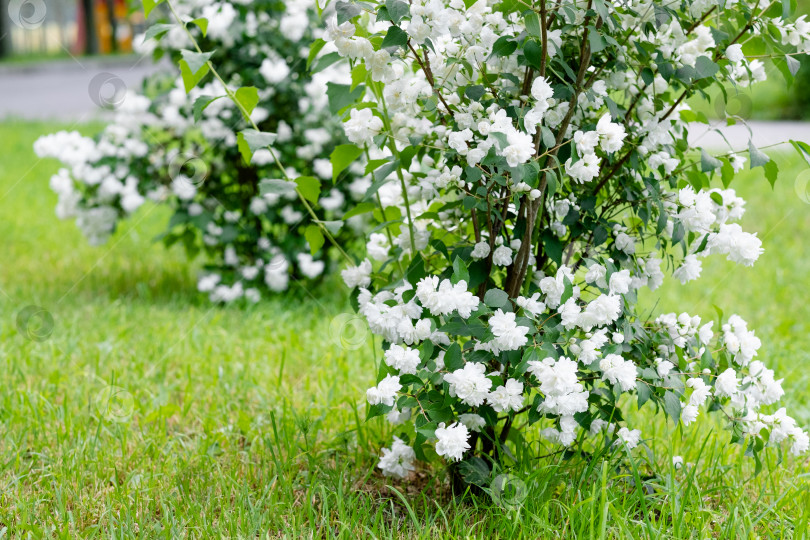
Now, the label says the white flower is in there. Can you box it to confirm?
[529,356,590,417]
[296,253,325,279]
[387,407,411,425]
[541,415,579,446]
[198,273,221,292]
[596,114,626,153]
[435,422,470,461]
[707,223,763,267]
[488,309,530,352]
[714,368,739,398]
[342,259,372,288]
[488,378,524,413]
[531,76,554,102]
[415,277,479,319]
[344,108,382,145]
[367,233,389,260]
[378,437,415,478]
[585,263,607,288]
[614,232,635,254]
[492,245,513,266]
[726,44,745,63]
[501,129,534,167]
[471,241,491,260]
[615,427,641,449]
[673,254,702,284]
[608,269,633,295]
[366,374,401,407]
[577,294,622,331]
[516,293,546,317]
[681,404,699,426]
[459,413,486,432]
[599,354,637,391]
[384,344,421,374]
[656,358,675,378]
[259,57,290,83]
[444,363,492,406]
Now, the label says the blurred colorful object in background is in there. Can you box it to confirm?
[1,0,146,58]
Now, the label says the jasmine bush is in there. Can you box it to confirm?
[104,0,810,491]
[34,0,365,303]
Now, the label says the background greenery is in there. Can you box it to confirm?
[1,120,809,537]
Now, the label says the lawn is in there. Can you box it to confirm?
[1,120,809,537]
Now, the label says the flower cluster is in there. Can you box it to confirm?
[34,0,366,302]
[321,0,809,482]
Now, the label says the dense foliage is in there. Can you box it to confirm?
[34,0,365,302]
[321,0,810,484]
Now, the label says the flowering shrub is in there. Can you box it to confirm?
[322,0,810,483]
[34,0,366,302]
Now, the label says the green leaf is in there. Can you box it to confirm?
[326,82,365,115]
[524,12,541,37]
[588,29,606,53]
[342,201,377,220]
[452,256,469,284]
[307,39,327,70]
[179,59,209,93]
[295,176,321,204]
[790,139,810,167]
[234,86,259,118]
[191,95,222,122]
[143,23,173,42]
[237,129,277,162]
[381,25,408,49]
[305,225,325,254]
[637,383,651,409]
[694,56,719,79]
[366,403,392,420]
[700,149,722,172]
[560,276,574,305]
[786,55,801,76]
[318,220,344,235]
[465,85,485,101]
[179,50,213,93]
[189,17,208,37]
[330,144,364,182]
[385,0,409,23]
[764,160,779,189]
[336,0,362,24]
[259,179,297,197]
[444,344,464,371]
[351,63,368,90]
[364,158,390,175]
[457,457,491,487]
[142,0,165,18]
[783,0,793,18]
[523,39,542,70]
[663,391,681,423]
[484,289,509,309]
[310,52,342,74]
[490,36,517,57]
[671,221,685,244]
[180,49,213,76]
[748,141,770,168]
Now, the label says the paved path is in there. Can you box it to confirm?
[688,121,810,152]
[0,55,171,122]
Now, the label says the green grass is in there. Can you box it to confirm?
[1,120,809,538]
